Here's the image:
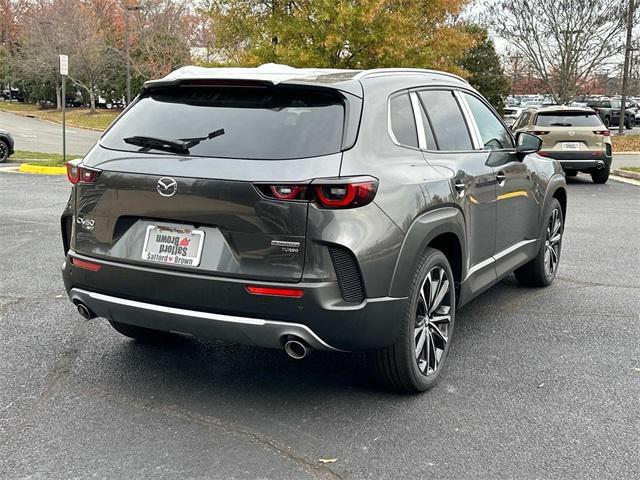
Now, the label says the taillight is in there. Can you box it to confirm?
[314,182,377,208]
[66,162,101,185]
[593,130,610,136]
[528,130,550,136]
[255,177,378,209]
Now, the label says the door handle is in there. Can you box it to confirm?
[496,172,507,186]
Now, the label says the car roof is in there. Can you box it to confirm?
[535,105,596,114]
[142,63,470,97]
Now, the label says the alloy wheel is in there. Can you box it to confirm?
[544,208,562,277]
[414,266,452,376]
[0,141,8,162]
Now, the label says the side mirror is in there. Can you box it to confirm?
[515,132,542,155]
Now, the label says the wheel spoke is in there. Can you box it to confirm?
[549,233,561,245]
[429,323,448,346]
[415,328,426,358]
[428,330,438,372]
[429,314,451,324]
[429,279,449,315]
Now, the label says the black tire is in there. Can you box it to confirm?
[591,166,610,184]
[0,140,9,163]
[626,116,635,129]
[515,198,563,287]
[372,248,456,393]
[564,170,578,177]
[603,116,611,128]
[108,320,177,343]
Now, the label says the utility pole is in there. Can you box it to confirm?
[124,4,144,106]
[619,0,635,134]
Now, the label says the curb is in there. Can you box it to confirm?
[612,168,640,180]
[613,151,640,155]
[18,163,66,175]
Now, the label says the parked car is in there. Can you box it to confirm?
[61,64,567,392]
[0,128,15,162]
[0,88,25,102]
[503,106,527,127]
[586,98,635,129]
[512,106,611,183]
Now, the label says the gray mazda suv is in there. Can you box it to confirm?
[61,65,567,392]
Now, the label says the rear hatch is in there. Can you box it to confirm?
[533,110,608,153]
[74,83,358,282]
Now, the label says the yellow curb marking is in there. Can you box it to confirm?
[18,163,66,175]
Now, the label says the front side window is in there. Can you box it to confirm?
[418,90,473,151]
[463,93,514,150]
[389,92,418,148]
[101,86,345,160]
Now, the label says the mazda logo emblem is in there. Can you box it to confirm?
[157,177,178,197]
[568,130,576,137]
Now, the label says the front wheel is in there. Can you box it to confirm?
[372,248,455,393]
[603,116,611,128]
[515,198,563,287]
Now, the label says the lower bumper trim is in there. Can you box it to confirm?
[70,287,344,352]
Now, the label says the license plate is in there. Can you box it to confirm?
[141,225,205,267]
[562,142,580,151]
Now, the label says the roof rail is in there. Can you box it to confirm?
[353,68,468,84]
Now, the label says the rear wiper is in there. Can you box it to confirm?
[549,122,572,127]
[123,135,189,154]
[179,128,225,149]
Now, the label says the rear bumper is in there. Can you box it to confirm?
[540,151,611,170]
[62,252,407,351]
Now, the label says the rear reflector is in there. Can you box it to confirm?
[528,130,550,136]
[71,257,101,272]
[593,130,610,136]
[246,285,304,298]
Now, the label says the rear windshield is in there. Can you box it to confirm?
[100,86,345,159]
[535,112,602,127]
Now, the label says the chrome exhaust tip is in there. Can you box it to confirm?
[76,303,95,320]
[284,338,310,360]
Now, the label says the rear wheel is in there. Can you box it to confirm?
[0,140,9,163]
[372,248,455,393]
[591,166,610,184]
[109,320,177,343]
[515,198,563,287]
[603,116,611,128]
[626,116,635,129]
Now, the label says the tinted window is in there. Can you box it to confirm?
[535,112,603,127]
[389,93,418,147]
[418,90,472,151]
[101,86,345,160]
[463,93,514,150]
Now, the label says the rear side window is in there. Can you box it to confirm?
[101,86,345,160]
[389,93,418,148]
[535,112,603,127]
[418,90,473,151]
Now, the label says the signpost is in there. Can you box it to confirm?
[59,55,68,162]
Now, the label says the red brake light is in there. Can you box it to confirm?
[71,257,101,271]
[246,286,304,298]
[255,178,378,209]
[66,162,101,185]
[593,130,610,136]
[314,182,377,208]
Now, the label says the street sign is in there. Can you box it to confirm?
[59,55,69,76]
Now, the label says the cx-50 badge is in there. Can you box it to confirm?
[157,177,178,197]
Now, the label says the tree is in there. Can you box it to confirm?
[487,0,628,104]
[459,26,509,114]
[205,0,475,74]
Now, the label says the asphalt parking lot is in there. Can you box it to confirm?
[0,172,638,479]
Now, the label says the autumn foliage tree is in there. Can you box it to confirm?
[205,0,476,74]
